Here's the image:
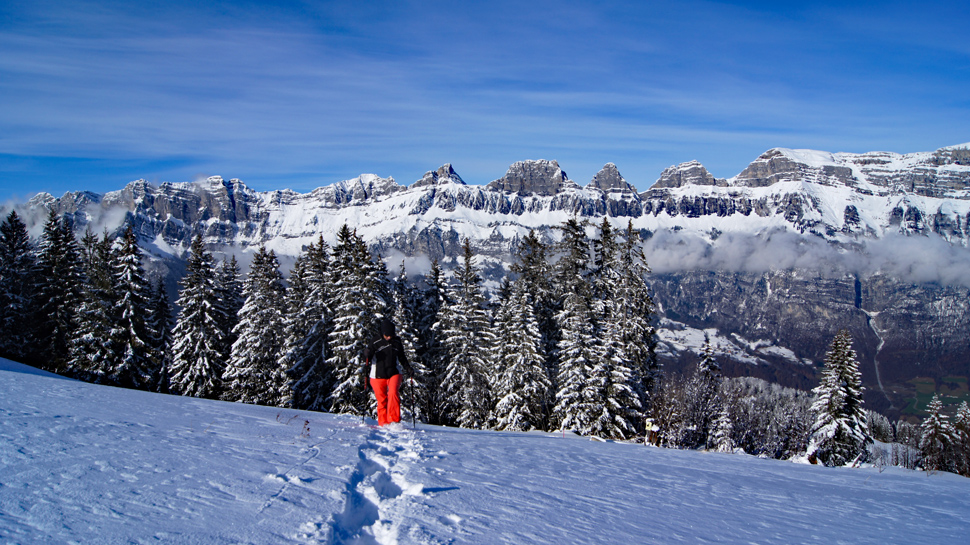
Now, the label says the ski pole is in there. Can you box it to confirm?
[409,376,416,430]
[361,364,367,425]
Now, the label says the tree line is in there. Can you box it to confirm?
[2,209,968,476]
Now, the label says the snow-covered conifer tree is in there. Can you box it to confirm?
[652,375,687,447]
[551,218,599,434]
[592,217,618,282]
[806,330,871,466]
[509,229,557,423]
[390,262,426,422]
[615,220,658,413]
[415,260,449,425]
[147,276,173,392]
[553,289,601,434]
[712,405,734,453]
[952,401,970,476]
[169,234,224,398]
[919,394,957,473]
[584,218,643,440]
[492,283,550,432]
[437,239,495,429]
[224,247,287,406]
[214,256,243,366]
[67,230,116,382]
[282,236,333,411]
[685,341,722,449]
[553,218,591,299]
[36,210,85,372]
[108,225,158,389]
[0,210,38,363]
[326,225,389,415]
[586,299,642,439]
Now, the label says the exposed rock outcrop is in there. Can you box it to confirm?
[485,160,579,196]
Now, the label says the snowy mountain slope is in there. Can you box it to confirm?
[3,358,970,545]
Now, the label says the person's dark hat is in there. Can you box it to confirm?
[381,318,396,337]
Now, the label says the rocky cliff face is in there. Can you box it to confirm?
[653,160,723,188]
[484,160,579,196]
[8,144,970,419]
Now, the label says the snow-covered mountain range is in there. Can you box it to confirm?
[7,143,970,419]
[19,143,970,256]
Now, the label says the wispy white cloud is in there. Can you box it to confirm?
[643,229,970,287]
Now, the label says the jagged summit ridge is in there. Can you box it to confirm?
[412,164,466,188]
[589,163,638,193]
[485,159,580,197]
[12,143,970,257]
[653,160,724,189]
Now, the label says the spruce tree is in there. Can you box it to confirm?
[615,220,658,415]
[108,226,158,389]
[67,230,117,382]
[416,260,449,425]
[147,276,173,392]
[509,230,557,426]
[806,329,871,466]
[553,289,601,434]
[584,218,643,440]
[169,234,224,398]
[492,283,550,432]
[551,218,598,434]
[919,394,957,473]
[0,210,38,363]
[712,405,734,453]
[326,225,389,415]
[224,247,288,406]
[553,218,591,299]
[437,239,495,429]
[592,217,618,282]
[35,210,85,372]
[585,296,642,439]
[952,401,970,476]
[390,262,425,422]
[282,236,333,411]
[214,256,243,366]
[685,342,722,449]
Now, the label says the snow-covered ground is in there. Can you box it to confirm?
[2,358,968,544]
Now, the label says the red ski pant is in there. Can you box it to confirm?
[370,374,402,426]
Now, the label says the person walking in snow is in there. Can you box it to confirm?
[363,318,413,426]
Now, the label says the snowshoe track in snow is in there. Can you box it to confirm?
[329,425,425,545]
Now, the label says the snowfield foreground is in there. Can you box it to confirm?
[2,359,968,544]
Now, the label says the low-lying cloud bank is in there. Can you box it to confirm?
[643,229,970,287]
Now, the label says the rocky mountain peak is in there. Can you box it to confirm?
[933,144,970,167]
[730,148,853,188]
[412,163,466,188]
[732,150,798,188]
[652,160,720,188]
[485,159,578,197]
[588,163,634,192]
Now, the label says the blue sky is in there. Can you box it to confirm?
[1,0,968,202]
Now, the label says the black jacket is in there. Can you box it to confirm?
[365,336,412,379]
